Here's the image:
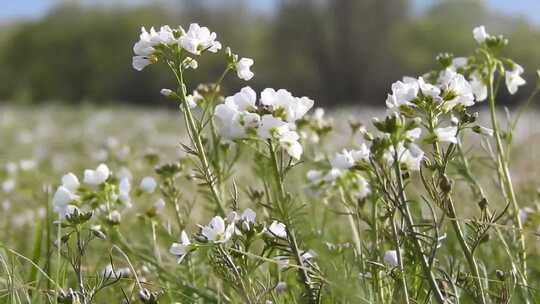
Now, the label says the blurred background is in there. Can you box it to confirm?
[1,0,539,107]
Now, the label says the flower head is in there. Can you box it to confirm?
[236,57,254,81]
[268,221,287,239]
[201,216,234,243]
[434,126,458,144]
[180,23,222,55]
[473,25,489,44]
[169,231,191,263]
[505,64,526,95]
[383,250,398,267]
[139,176,157,193]
[83,164,110,186]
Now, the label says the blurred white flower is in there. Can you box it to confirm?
[102,264,131,279]
[201,216,234,243]
[473,25,489,44]
[469,71,487,101]
[160,88,174,97]
[154,198,166,213]
[5,162,18,175]
[61,173,80,192]
[118,178,131,207]
[2,179,16,193]
[132,56,153,71]
[268,221,287,239]
[383,250,398,267]
[257,114,289,139]
[417,77,441,99]
[306,170,323,182]
[139,176,157,193]
[354,175,371,199]
[405,128,422,141]
[84,164,110,185]
[169,230,191,263]
[19,159,37,171]
[180,23,222,55]
[52,186,79,218]
[236,57,254,81]
[279,130,303,159]
[505,64,526,95]
[331,150,355,170]
[434,126,458,144]
[384,143,424,171]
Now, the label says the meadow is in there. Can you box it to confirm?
[1,24,540,303]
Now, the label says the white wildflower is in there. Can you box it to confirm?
[434,126,458,144]
[268,221,287,239]
[179,23,222,55]
[236,57,254,81]
[201,216,235,243]
[170,230,191,263]
[473,25,489,44]
[505,64,526,95]
[383,250,399,267]
[83,164,110,186]
[470,71,487,101]
[139,176,157,193]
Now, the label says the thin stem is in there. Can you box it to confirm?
[486,62,527,278]
[428,120,487,303]
[391,212,410,304]
[392,150,445,303]
[268,140,315,303]
[170,62,226,216]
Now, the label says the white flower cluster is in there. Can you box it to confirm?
[214,86,314,159]
[307,145,371,199]
[132,23,254,83]
[169,209,289,263]
[52,164,134,220]
[132,24,221,71]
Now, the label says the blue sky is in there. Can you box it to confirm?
[2,0,540,26]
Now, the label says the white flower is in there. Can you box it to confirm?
[19,159,36,171]
[225,86,257,111]
[405,128,422,141]
[236,57,254,81]
[268,221,287,239]
[505,64,526,95]
[434,126,458,144]
[384,143,424,171]
[324,168,343,182]
[240,208,257,231]
[52,186,79,218]
[306,170,323,182]
[351,144,370,162]
[473,25,489,44]
[160,88,174,97]
[201,216,235,243]
[154,198,166,213]
[139,176,157,193]
[107,210,121,224]
[279,130,303,160]
[61,173,80,192]
[5,162,17,175]
[475,126,494,137]
[441,70,475,109]
[83,164,110,185]
[132,56,152,71]
[118,178,131,207]
[179,23,222,55]
[2,179,15,193]
[451,57,468,69]
[185,90,204,109]
[257,114,289,139]
[133,27,159,56]
[383,250,398,267]
[169,230,191,263]
[469,71,487,101]
[385,80,419,111]
[417,77,441,99]
[214,87,260,139]
[260,88,314,122]
[182,57,198,69]
[331,150,355,170]
[354,175,371,199]
[102,264,131,279]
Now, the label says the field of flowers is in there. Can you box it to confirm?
[1,24,540,303]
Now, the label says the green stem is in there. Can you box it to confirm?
[391,212,410,304]
[268,141,315,303]
[392,151,445,303]
[170,63,226,216]
[486,62,527,279]
[429,121,487,303]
